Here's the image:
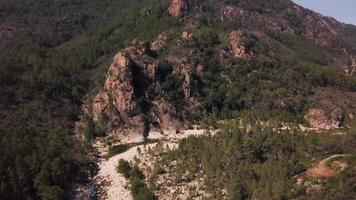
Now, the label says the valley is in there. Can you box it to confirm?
[1,0,356,199]
[77,119,356,200]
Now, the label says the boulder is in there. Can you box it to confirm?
[182,31,193,40]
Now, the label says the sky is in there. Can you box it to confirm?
[292,0,356,25]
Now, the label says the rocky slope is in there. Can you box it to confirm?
[85,39,198,137]
[77,0,356,138]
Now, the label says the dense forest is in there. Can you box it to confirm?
[1,0,356,199]
[0,0,172,199]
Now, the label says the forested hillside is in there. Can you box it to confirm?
[1,0,168,199]
[1,0,356,199]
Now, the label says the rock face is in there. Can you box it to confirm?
[346,56,356,76]
[92,92,109,121]
[168,0,188,17]
[80,0,356,139]
[229,31,252,59]
[104,53,137,121]
[89,50,148,136]
[151,100,183,130]
[304,109,342,130]
[304,14,342,47]
[151,33,167,51]
[88,38,201,137]
[216,2,356,67]
[219,6,244,22]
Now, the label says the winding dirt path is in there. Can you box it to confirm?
[306,154,350,178]
[94,129,211,200]
[95,143,158,200]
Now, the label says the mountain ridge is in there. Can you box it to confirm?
[74,0,356,140]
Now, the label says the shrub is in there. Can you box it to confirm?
[117,159,131,179]
[116,160,157,200]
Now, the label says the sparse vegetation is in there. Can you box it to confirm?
[155,121,356,199]
[108,139,158,158]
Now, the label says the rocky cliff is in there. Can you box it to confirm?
[87,38,202,136]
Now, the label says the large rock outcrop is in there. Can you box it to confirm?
[216,2,355,68]
[104,53,137,121]
[304,13,342,47]
[229,31,252,59]
[87,37,202,137]
[168,0,188,17]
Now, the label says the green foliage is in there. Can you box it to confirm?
[117,160,156,200]
[227,175,249,200]
[160,122,356,199]
[108,139,158,158]
[155,59,186,109]
[109,145,131,157]
[83,115,95,142]
[318,157,356,200]
[2,0,356,199]
[0,0,175,198]
[156,60,173,82]
[0,127,81,200]
[117,159,132,179]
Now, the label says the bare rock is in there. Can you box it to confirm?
[229,31,252,59]
[92,92,109,121]
[304,13,343,46]
[181,64,193,100]
[151,33,167,51]
[88,40,196,137]
[104,52,137,121]
[352,56,356,67]
[74,121,86,141]
[168,0,188,17]
[219,6,244,22]
[151,100,184,130]
[345,55,356,76]
[181,31,192,40]
[304,108,342,130]
[266,19,296,35]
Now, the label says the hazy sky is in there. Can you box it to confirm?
[292,0,356,25]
